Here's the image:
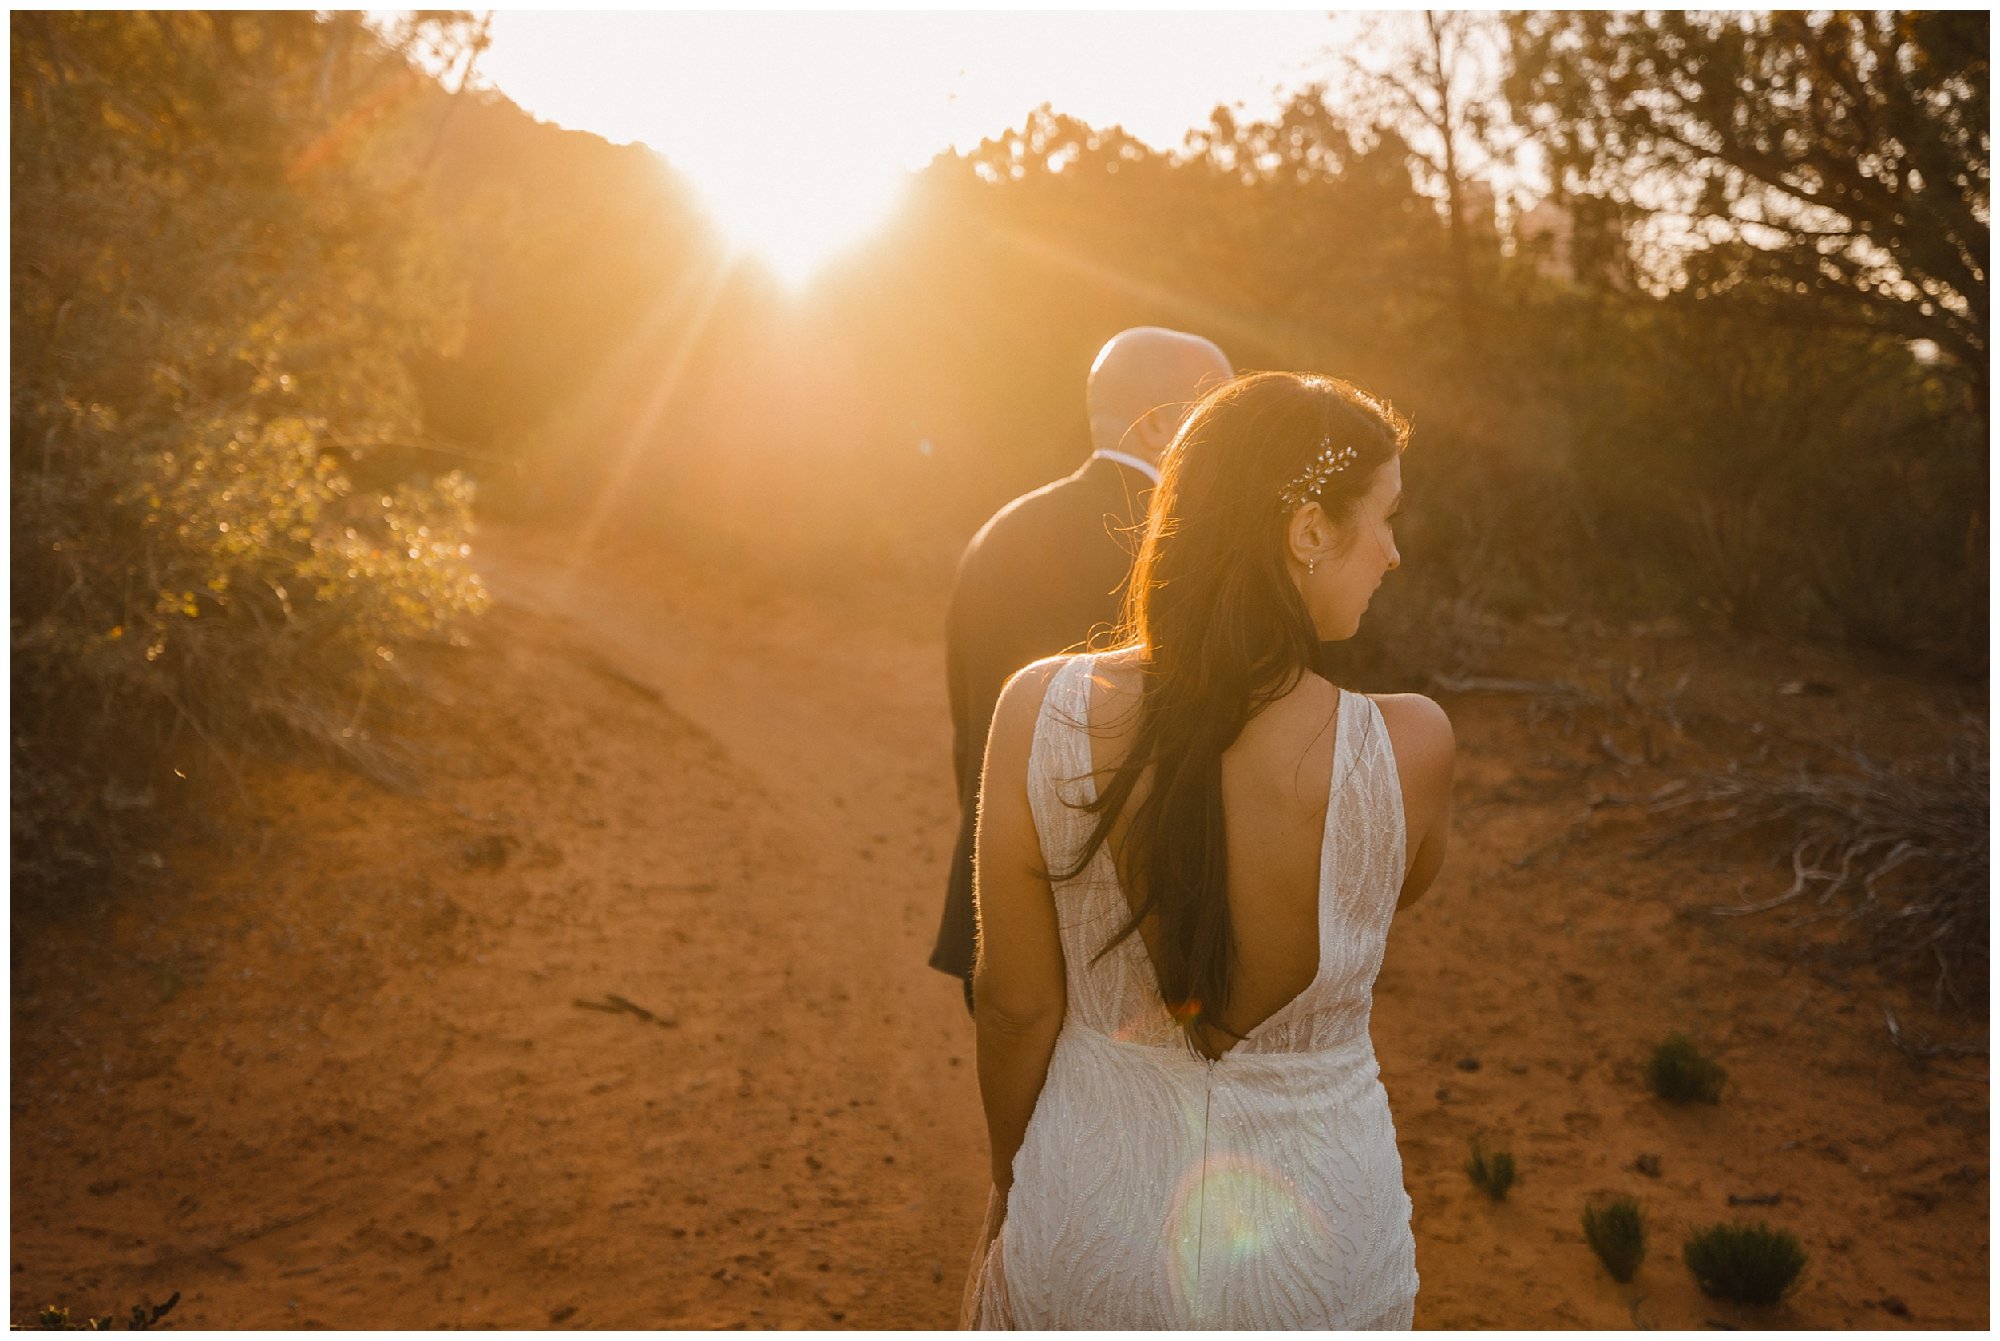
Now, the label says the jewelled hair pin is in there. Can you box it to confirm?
[1277,440,1359,509]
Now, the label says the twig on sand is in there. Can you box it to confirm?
[574,993,678,1027]
[1510,814,1597,870]
[1598,734,1644,768]
[1430,674,1591,701]
[1883,1005,1985,1064]
[223,1206,325,1249]
[580,655,665,705]
[1708,839,1830,916]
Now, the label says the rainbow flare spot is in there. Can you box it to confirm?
[1166,1150,1334,1321]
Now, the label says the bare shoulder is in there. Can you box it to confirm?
[1082,645,1146,710]
[1366,692,1456,777]
[988,654,1073,752]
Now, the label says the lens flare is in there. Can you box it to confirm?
[1167,1152,1336,1319]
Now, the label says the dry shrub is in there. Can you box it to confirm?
[1667,720,1988,1008]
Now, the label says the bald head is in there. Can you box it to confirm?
[1086,327,1233,464]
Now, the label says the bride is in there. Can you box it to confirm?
[963,370,1454,1328]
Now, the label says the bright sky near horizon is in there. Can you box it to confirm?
[467,9,1364,283]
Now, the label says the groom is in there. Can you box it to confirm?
[931,327,1233,1010]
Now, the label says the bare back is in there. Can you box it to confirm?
[1082,649,1383,1057]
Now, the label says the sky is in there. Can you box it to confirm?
[475,10,1350,167]
[465,9,1370,281]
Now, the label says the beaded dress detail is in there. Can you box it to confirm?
[963,652,1418,1329]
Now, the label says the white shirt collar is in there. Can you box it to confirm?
[1090,448,1160,485]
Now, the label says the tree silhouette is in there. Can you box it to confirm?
[1506,11,1989,385]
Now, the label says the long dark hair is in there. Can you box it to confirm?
[1056,371,1410,1047]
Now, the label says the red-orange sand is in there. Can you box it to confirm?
[11,524,1987,1329]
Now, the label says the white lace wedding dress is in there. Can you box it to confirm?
[963,653,1419,1329]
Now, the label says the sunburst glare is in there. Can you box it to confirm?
[460,11,1344,288]
[671,149,906,287]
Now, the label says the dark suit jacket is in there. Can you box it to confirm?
[931,454,1152,984]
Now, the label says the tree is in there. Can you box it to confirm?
[1505,11,1989,386]
[1180,89,1450,373]
[1331,10,1523,345]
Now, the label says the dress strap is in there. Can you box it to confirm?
[1343,691,1409,882]
[1027,654,1100,870]
[1034,653,1095,777]
[1330,686,1358,797]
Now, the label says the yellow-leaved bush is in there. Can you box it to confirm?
[13,12,490,898]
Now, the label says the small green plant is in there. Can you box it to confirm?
[34,1306,112,1331]
[28,1292,178,1331]
[1582,1197,1647,1282]
[1682,1223,1806,1305]
[1645,1033,1727,1102]
[1465,1138,1516,1201]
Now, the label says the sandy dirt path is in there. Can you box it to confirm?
[10,522,1987,1330]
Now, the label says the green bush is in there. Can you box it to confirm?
[1645,1033,1727,1103]
[12,14,487,900]
[1682,1222,1806,1305]
[1465,1138,1516,1201]
[1582,1197,1646,1282]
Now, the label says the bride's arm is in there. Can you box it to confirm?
[972,662,1068,1206]
[1375,692,1456,910]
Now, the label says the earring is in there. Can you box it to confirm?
[1307,558,1317,576]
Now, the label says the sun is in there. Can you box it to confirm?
[668,147,907,288]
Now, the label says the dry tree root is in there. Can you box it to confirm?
[1651,716,1987,1010]
[1882,1004,1987,1067]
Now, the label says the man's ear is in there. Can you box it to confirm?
[1137,404,1182,454]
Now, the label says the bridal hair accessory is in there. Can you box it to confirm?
[1278,440,1359,509]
